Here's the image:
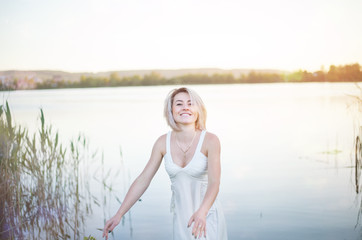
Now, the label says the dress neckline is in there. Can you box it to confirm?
[168,130,206,169]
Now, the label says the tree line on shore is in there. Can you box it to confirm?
[2,63,362,90]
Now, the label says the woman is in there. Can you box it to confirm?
[103,87,227,240]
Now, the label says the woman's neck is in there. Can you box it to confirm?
[175,124,198,140]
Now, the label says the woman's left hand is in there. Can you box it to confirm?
[188,209,207,239]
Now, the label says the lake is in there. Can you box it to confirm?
[1,83,361,240]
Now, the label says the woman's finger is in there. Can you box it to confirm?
[196,226,201,239]
[192,221,201,237]
[103,229,108,240]
[103,221,113,238]
[102,224,108,237]
[188,215,194,228]
[191,221,197,235]
[197,225,204,239]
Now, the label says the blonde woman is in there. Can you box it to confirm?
[103,87,227,240]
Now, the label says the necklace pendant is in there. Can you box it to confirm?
[175,131,197,164]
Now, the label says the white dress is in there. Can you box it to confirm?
[164,130,228,240]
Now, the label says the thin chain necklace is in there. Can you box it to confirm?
[175,131,197,161]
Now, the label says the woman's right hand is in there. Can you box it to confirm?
[102,214,122,239]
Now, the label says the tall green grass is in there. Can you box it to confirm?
[0,102,98,239]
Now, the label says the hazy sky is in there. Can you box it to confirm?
[0,0,361,72]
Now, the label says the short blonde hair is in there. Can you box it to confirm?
[164,87,207,131]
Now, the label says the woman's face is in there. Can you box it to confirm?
[172,92,198,126]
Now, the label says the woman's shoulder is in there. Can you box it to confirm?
[203,131,221,148]
[204,131,220,142]
[155,133,167,143]
[201,131,220,157]
[153,133,168,154]
[154,133,167,145]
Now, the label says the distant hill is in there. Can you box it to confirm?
[0,68,287,82]
[2,64,361,90]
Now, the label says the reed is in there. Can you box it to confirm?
[0,102,96,239]
[350,84,362,233]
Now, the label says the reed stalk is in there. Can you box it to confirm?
[0,102,94,239]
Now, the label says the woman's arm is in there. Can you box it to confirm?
[103,135,166,239]
[188,132,221,239]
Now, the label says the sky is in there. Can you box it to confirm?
[0,0,361,73]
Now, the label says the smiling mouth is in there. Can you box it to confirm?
[180,113,191,116]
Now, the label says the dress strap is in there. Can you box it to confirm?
[195,130,206,153]
[166,131,171,154]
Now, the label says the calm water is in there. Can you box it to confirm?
[1,83,361,240]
